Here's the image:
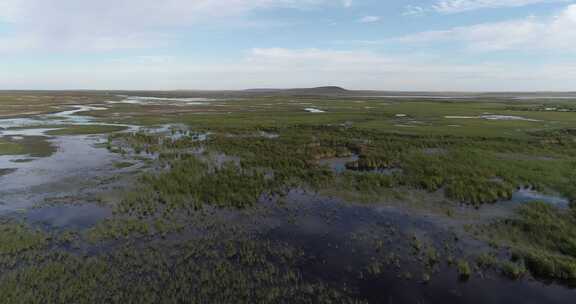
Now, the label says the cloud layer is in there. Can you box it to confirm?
[0,0,333,51]
[4,47,576,91]
[1,0,575,90]
[406,0,572,15]
[433,0,570,13]
[400,4,576,51]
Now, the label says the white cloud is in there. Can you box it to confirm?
[359,16,381,23]
[0,0,329,52]
[0,0,325,23]
[403,5,427,16]
[111,55,175,65]
[342,0,353,7]
[432,0,571,13]
[399,4,576,51]
[405,0,572,15]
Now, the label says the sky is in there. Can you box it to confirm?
[1,0,575,91]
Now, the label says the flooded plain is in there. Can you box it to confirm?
[1,93,575,303]
[0,104,136,213]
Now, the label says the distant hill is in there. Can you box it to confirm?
[242,88,283,93]
[244,86,350,96]
[285,86,349,95]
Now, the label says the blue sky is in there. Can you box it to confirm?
[1,0,575,91]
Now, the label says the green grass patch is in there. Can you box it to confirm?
[0,136,55,157]
[0,222,48,255]
[0,140,23,156]
[0,237,364,303]
[112,161,134,169]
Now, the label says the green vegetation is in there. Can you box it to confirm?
[0,218,370,303]
[0,228,365,303]
[476,252,498,270]
[506,104,576,113]
[480,202,576,282]
[0,140,22,155]
[500,261,528,280]
[3,92,576,301]
[0,222,48,255]
[0,92,115,118]
[112,161,134,169]
[0,136,55,157]
[111,121,576,212]
[457,260,472,280]
[116,157,270,216]
[86,218,153,242]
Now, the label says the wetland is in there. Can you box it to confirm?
[1,90,576,303]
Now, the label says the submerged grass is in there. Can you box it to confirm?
[478,202,576,282]
[0,219,366,304]
[110,118,576,215]
[0,221,48,255]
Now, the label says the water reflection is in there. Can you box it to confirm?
[511,188,570,207]
[25,204,112,230]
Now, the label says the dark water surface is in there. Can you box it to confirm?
[261,191,576,304]
[26,204,112,230]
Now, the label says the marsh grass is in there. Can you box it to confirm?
[109,119,576,218]
[0,225,367,304]
[3,92,576,301]
[457,260,472,281]
[0,221,48,255]
[96,115,576,289]
[479,202,576,282]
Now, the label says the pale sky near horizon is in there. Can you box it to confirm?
[1,0,575,91]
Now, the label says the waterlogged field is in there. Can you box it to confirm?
[1,90,576,303]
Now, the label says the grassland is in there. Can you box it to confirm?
[474,202,576,283]
[93,98,576,138]
[0,92,117,118]
[0,136,55,157]
[0,139,23,155]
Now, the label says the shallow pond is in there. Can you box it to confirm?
[25,203,112,230]
[0,105,139,213]
[444,115,539,121]
[510,188,570,207]
[0,105,112,130]
[318,154,359,173]
[0,136,120,192]
[108,95,216,106]
[319,154,402,175]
